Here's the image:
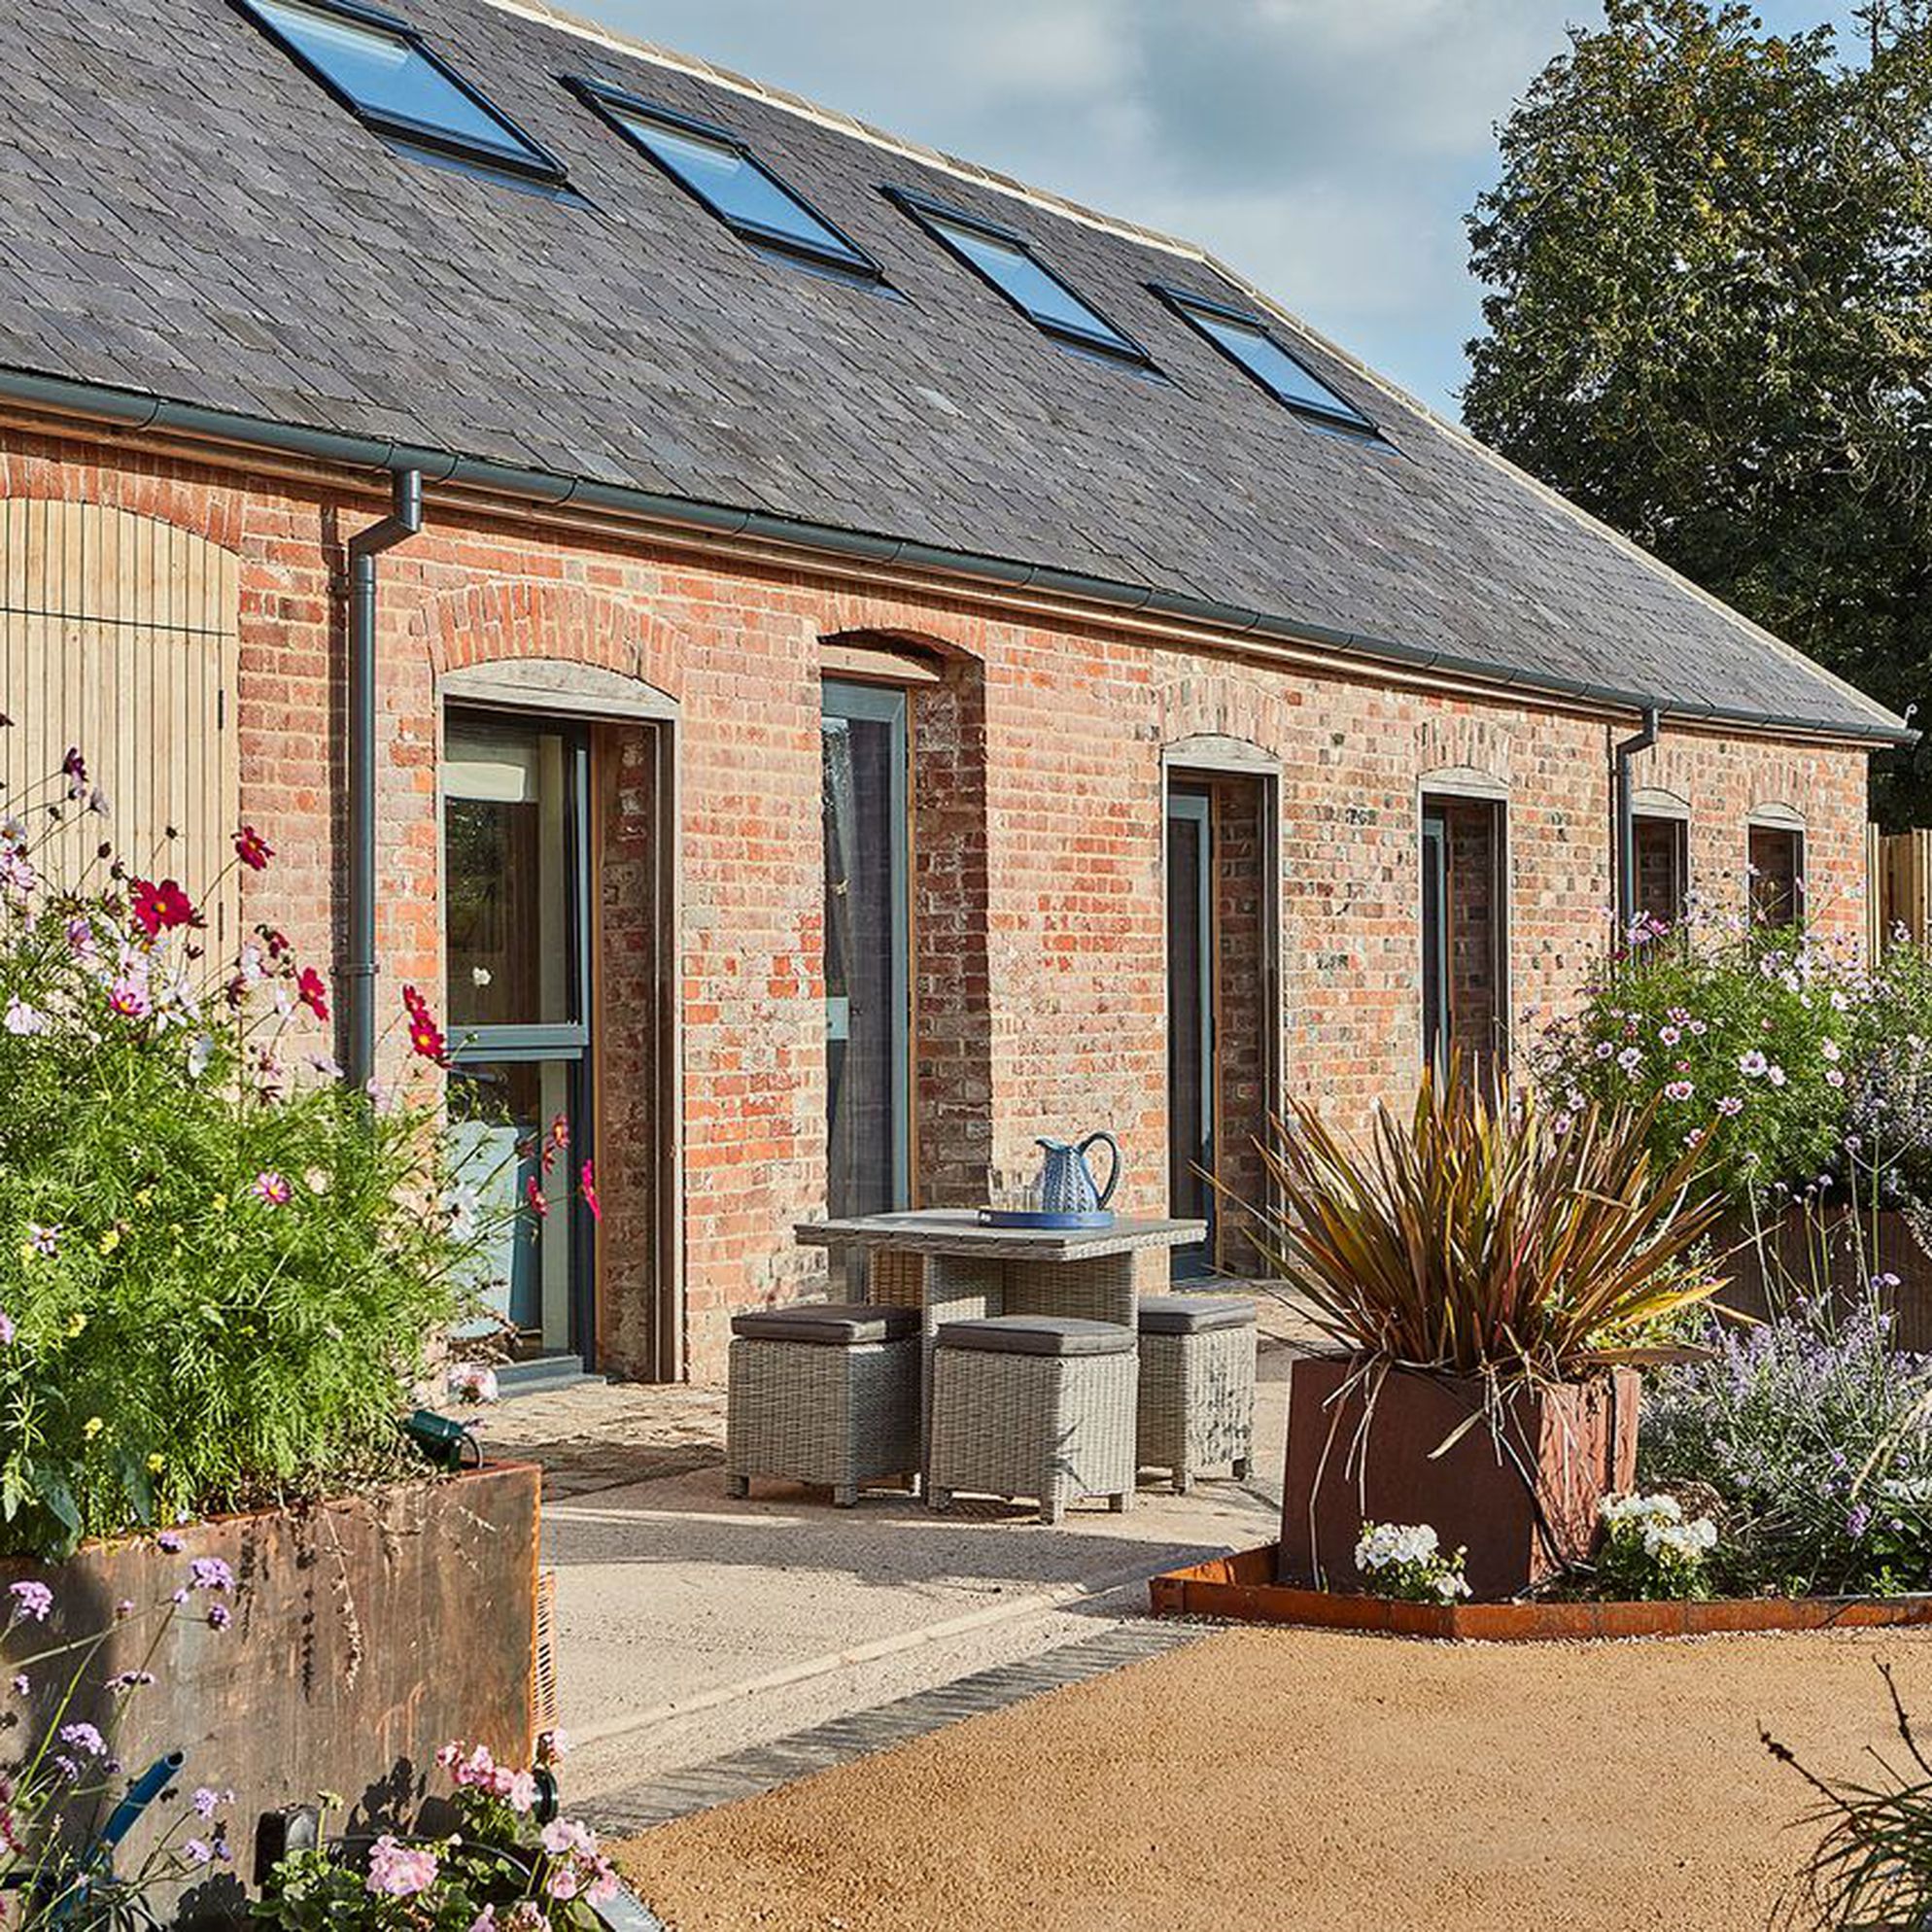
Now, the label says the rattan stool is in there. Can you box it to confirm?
[725,1302,919,1507]
[1136,1294,1257,1493]
[927,1316,1136,1525]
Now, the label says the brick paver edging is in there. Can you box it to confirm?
[581,1619,1203,1838]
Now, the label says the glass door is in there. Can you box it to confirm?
[1422,809,1448,1080]
[442,711,595,1367]
[1167,788,1215,1277]
[821,681,911,1219]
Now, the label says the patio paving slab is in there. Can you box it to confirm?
[480,1287,1313,1801]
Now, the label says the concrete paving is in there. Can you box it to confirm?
[480,1290,1312,1806]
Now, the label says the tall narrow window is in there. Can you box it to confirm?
[234,0,566,179]
[822,682,911,1217]
[1749,823,1806,929]
[1421,797,1506,1085]
[890,191,1152,365]
[1634,814,1690,930]
[1166,788,1215,1274]
[442,714,596,1370]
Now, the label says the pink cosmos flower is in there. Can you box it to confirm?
[581,1159,601,1224]
[251,1172,293,1208]
[107,978,150,1020]
[1717,1096,1745,1118]
[232,825,273,873]
[295,966,328,1021]
[128,879,198,940]
[525,1178,549,1220]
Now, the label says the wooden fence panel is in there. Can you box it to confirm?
[0,501,239,946]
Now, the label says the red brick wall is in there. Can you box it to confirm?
[0,427,1878,1379]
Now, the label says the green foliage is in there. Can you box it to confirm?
[1465,1,1932,823]
[0,770,472,1557]
[1241,1059,1725,1379]
[1531,922,1867,1202]
[1534,919,1932,1209]
[1768,1665,1932,1930]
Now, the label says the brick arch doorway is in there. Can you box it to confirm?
[438,659,680,1387]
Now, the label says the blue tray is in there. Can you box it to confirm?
[977,1208,1117,1230]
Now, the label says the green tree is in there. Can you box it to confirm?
[1465,2,1932,823]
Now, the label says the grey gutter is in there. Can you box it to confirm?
[1613,707,1662,937]
[1,367,1915,748]
[343,468,425,1092]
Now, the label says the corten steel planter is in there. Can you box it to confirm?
[1718,1206,1932,1352]
[0,1463,540,1884]
[1279,1356,1639,1598]
[1152,1543,1932,1641]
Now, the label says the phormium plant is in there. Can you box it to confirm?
[1240,1060,1727,1382]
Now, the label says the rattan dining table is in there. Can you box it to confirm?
[793,1210,1206,1476]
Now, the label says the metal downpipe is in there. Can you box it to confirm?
[1614,706,1663,940]
[343,469,425,1091]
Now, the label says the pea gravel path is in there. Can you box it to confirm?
[614,1623,1932,1932]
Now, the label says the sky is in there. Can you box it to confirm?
[570,0,1864,421]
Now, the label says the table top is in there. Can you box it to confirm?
[794,1209,1208,1262]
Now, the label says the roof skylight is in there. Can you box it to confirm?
[891,192,1151,365]
[1156,286,1373,432]
[571,83,881,280]
[235,0,565,180]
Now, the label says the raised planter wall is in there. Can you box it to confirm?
[1717,1207,1932,1351]
[2,1464,540,1898]
[1280,1357,1639,1598]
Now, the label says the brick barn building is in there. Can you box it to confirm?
[0,0,1909,1381]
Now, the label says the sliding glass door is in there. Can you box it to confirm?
[821,681,911,1219]
[443,711,595,1366]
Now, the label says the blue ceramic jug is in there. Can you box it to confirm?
[1035,1132,1121,1216]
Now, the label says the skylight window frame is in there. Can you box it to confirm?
[886,188,1156,370]
[567,80,885,283]
[1153,283,1377,435]
[230,0,569,183]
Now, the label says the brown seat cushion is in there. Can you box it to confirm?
[731,1302,918,1347]
[936,1316,1133,1359]
[1137,1294,1258,1336]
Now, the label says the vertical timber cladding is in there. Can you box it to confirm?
[0,500,241,945]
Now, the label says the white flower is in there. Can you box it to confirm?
[1768,1064,1788,1088]
[186,1033,217,1081]
[1433,1571,1471,1601]
[3,998,48,1036]
[1740,1050,1770,1079]
[446,1363,500,1406]
[1821,1038,1842,1063]
[1601,1492,1682,1526]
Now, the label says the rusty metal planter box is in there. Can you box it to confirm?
[1279,1356,1639,1599]
[0,1463,540,1880]
[1152,1543,1932,1640]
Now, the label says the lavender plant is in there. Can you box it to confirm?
[0,1547,240,1927]
[1639,1293,1932,1596]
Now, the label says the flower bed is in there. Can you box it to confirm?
[1149,1544,1932,1640]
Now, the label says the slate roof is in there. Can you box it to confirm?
[0,0,1907,741]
